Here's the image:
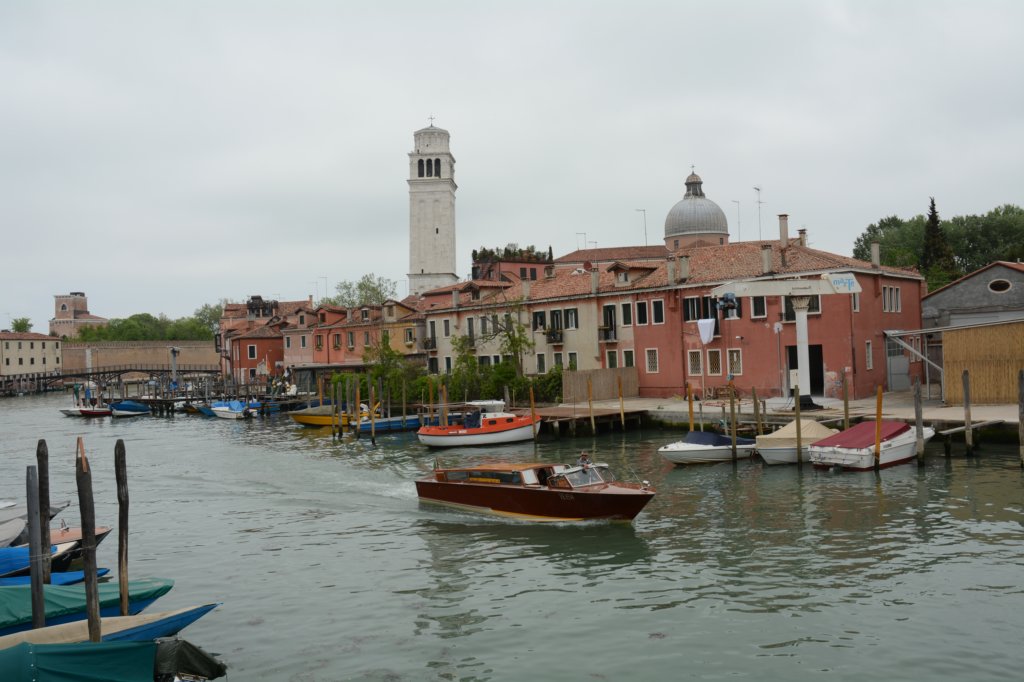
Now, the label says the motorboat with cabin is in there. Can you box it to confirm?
[417,400,540,447]
[416,460,654,521]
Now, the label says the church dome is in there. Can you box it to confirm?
[664,172,728,239]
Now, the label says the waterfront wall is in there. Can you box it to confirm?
[62,340,219,372]
[563,367,639,403]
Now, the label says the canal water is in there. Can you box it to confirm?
[1,393,1022,681]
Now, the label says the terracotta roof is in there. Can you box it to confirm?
[233,326,283,340]
[0,331,56,341]
[556,246,669,263]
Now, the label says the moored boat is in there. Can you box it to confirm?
[0,542,79,578]
[110,400,151,417]
[210,400,253,419]
[809,420,936,470]
[417,400,539,447]
[416,461,654,522]
[0,577,174,636]
[288,404,345,427]
[755,419,838,465]
[658,430,756,465]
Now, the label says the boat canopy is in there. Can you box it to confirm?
[756,419,837,448]
[684,431,755,447]
[810,421,910,449]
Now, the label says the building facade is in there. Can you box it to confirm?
[1,332,62,376]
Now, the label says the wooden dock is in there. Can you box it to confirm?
[524,406,647,436]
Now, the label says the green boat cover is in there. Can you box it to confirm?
[0,641,157,681]
[0,578,174,631]
[0,639,227,681]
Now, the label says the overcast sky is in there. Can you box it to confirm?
[3,1,1022,333]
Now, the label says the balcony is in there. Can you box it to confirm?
[421,337,437,351]
[598,327,617,342]
[544,329,563,344]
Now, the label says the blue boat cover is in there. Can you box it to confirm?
[0,568,110,587]
[0,545,58,579]
[684,431,755,447]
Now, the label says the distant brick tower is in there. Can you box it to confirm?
[407,123,458,296]
[50,292,107,338]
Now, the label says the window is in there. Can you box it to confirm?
[30,358,34,365]
[299,314,305,324]
[347,331,355,347]
[443,319,451,337]
[405,328,414,343]
[851,292,860,313]
[364,331,370,345]
[429,320,436,339]
[989,279,1011,293]
[493,355,501,365]
[652,299,664,324]
[602,304,616,328]
[315,334,323,349]
[249,368,257,380]
[865,341,874,370]
[882,286,902,312]
[247,345,257,359]
[428,357,439,373]
[751,296,766,319]
[319,313,326,323]
[537,353,546,374]
[727,349,743,376]
[645,349,659,373]
[333,333,341,348]
[361,309,370,321]
[636,301,648,325]
[620,302,632,326]
[532,311,546,331]
[444,356,452,374]
[467,318,475,340]
[565,308,579,329]
[300,335,307,348]
[480,316,488,335]
[783,295,821,321]
[554,352,564,367]
[549,309,563,330]
[18,358,23,365]
[606,350,617,368]
[530,267,537,280]
[285,336,291,349]
[623,350,634,367]
[479,356,491,367]
[42,357,46,365]
[568,351,578,370]
[688,349,703,375]
[684,297,701,321]
[707,349,722,376]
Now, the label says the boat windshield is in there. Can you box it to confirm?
[563,465,607,488]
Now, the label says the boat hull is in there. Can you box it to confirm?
[415,480,653,521]
[658,443,756,465]
[810,426,935,470]
[417,416,539,447]
[758,446,806,465]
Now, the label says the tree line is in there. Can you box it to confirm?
[852,201,1024,291]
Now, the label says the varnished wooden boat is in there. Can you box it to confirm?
[416,461,654,522]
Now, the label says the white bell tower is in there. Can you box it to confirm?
[408,123,458,296]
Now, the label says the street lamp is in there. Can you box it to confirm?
[635,209,647,246]
[753,186,764,240]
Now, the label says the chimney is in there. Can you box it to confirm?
[666,257,676,284]
[760,245,773,275]
[798,228,807,247]
[778,214,789,248]
[544,265,555,278]
[678,255,690,282]
[451,290,459,308]
[308,295,313,304]
[871,241,881,269]
[590,267,599,294]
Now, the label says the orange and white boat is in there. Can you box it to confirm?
[417,400,540,447]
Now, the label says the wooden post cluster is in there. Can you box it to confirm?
[25,465,45,629]
[914,378,925,465]
[794,384,803,466]
[963,369,974,456]
[75,437,101,642]
[35,440,51,583]
[115,439,130,616]
[874,386,883,470]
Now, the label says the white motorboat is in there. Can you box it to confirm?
[809,420,936,470]
[756,419,838,465]
[658,431,756,465]
[210,400,253,420]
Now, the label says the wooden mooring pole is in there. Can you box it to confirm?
[842,373,850,431]
[529,386,538,440]
[751,387,763,436]
[874,386,883,470]
[729,383,737,459]
[587,376,596,435]
[75,437,101,642]
[963,369,974,456]
[914,378,925,466]
[35,439,51,583]
[26,465,45,629]
[1019,369,1024,469]
[617,375,625,431]
[115,439,130,615]
[686,383,694,431]
[795,385,803,466]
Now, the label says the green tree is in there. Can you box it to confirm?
[193,301,228,335]
[10,317,31,332]
[322,274,397,307]
[851,215,922,267]
[448,334,482,401]
[475,297,535,378]
[919,197,959,290]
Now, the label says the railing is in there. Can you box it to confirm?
[545,329,563,344]
[598,327,617,342]
[421,337,437,350]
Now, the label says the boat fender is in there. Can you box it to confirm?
[641,480,651,490]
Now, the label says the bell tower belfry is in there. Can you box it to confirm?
[408,123,458,296]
